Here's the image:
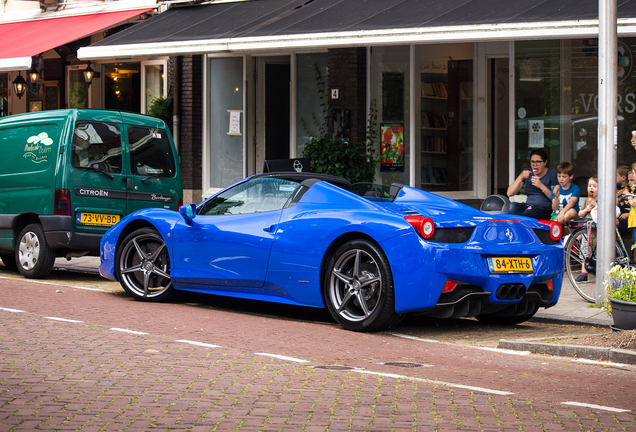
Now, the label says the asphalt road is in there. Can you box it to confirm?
[1,268,635,431]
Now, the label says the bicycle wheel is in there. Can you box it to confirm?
[565,226,628,303]
[564,227,597,302]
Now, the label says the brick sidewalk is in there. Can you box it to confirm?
[1,310,634,431]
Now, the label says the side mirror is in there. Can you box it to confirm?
[178,203,197,223]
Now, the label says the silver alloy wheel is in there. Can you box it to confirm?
[119,232,172,298]
[329,249,383,322]
[18,230,40,271]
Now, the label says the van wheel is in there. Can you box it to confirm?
[116,228,174,302]
[0,253,18,272]
[17,224,55,279]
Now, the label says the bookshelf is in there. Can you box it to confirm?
[419,60,473,191]
[420,72,449,190]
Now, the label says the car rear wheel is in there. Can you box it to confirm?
[116,228,174,302]
[0,252,18,272]
[324,239,402,331]
[17,224,55,279]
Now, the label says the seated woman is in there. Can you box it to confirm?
[507,149,558,220]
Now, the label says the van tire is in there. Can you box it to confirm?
[16,224,56,279]
[0,253,18,272]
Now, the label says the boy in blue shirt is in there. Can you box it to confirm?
[550,162,580,225]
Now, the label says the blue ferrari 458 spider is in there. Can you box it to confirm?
[99,172,564,331]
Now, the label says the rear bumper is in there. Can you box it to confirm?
[41,216,102,251]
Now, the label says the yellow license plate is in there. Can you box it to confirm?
[487,257,533,274]
[76,212,120,227]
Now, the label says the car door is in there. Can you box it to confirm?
[70,112,128,235]
[123,118,182,213]
[171,177,301,289]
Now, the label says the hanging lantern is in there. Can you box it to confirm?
[12,71,27,99]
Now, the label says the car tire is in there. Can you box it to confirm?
[475,307,538,325]
[0,252,18,272]
[324,239,402,332]
[16,224,55,279]
[116,228,174,302]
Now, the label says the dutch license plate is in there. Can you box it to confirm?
[76,212,120,227]
[487,257,533,274]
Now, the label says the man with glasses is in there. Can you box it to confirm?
[507,149,558,219]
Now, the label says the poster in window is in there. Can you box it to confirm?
[528,119,544,148]
[380,123,404,172]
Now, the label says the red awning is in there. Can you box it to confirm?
[0,8,152,71]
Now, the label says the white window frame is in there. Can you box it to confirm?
[66,64,93,108]
[140,59,168,114]
[202,53,247,198]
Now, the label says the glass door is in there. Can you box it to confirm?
[66,65,91,108]
[141,60,167,114]
[208,57,244,191]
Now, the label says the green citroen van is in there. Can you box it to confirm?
[0,109,182,278]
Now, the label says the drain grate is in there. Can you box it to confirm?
[383,361,426,368]
[313,365,357,371]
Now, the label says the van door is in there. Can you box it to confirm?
[123,121,181,213]
[70,113,128,235]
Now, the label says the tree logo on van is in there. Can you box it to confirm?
[23,132,54,164]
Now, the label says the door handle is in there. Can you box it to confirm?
[126,178,132,190]
[263,225,276,233]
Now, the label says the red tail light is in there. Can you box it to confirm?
[538,220,561,241]
[443,280,457,292]
[546,279,554,291]
[54,189,71,216]
[176,198,183,210]
[405,215,435,239]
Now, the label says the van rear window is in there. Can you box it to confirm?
[127,126,176,178]
[72,121,122,174]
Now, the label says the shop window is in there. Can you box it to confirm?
[371,46,410,186]
[515,39,636,182]
[296,53,328,156]
[104,63,141,113]
[208,57,244,190]
[416,43,474,193]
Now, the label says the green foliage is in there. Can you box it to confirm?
[147,96,172,120]
[300,64,379,184]
[604,265,636,316]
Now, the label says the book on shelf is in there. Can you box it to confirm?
[421,111,446,129]
[422,135,447,153]
[421,82,436,97]
[421,82,447,98]
[433,82,448,98]
[421,166,448,185]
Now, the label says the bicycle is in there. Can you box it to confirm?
[564,196,635,302]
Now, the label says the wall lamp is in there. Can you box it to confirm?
[12,71,27,99]
[84,61,94,85]
[28,64,40,84]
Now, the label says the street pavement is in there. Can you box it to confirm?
[1,256,635,431]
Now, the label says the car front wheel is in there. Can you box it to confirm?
[324,239,402,332]
[116,228,174,302]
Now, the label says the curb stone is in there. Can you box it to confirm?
[498,339,636,364]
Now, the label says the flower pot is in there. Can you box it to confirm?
[610,297,636,330]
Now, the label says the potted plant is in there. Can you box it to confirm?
[604,264,636,330]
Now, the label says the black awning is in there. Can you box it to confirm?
[82,0,636,58]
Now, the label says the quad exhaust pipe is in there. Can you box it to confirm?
[496,283,527,300]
